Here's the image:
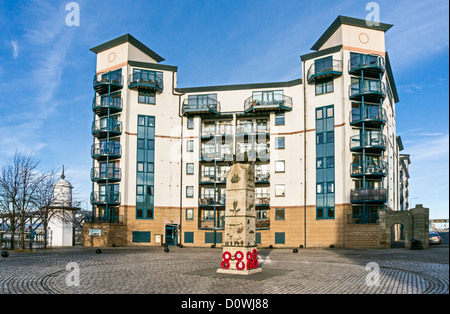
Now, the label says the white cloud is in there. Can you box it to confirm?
[11,40,18,58]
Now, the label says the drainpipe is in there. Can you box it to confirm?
[173,71,185,246]
[302,59,307,248]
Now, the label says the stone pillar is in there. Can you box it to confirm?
[411,204,430,249]
[217,163,262,275]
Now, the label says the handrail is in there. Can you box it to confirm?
[350,132,387,150]
[91,167,121,180]
[92,96,123,111]
[349,80,386,99]
[307,59,343,82]
[348,54,385,73]
[90,192,121,204]
[91,143,122,157]
[91,119,122,134]
[350,161,388,176]
[127,71,163,90]
[93,72,123,86]
[244,94,293,112]
[350,188,387,202]
[349,107,387,124]
[182,97,221,114]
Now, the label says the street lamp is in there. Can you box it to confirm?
[410,197,419,209]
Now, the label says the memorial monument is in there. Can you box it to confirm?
[217,162,262,275]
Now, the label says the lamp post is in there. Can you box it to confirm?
[410,197,419,209]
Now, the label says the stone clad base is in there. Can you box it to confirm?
[217,267,262,275]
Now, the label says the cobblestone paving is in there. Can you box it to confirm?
[0,246,448,294]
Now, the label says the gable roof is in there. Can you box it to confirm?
[90,34,165,63]
[311,15,393,51]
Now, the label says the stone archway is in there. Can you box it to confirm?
[390,223,406,248]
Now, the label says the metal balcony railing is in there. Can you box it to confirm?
[91,119,122,138]
[199,171,227,183]
[350,161,388,177]
[255,169,270,182]
[244,95,293,113]
[128,71,163,91]
[91,167,121,181]
[84,214,124,224]
[90,192,121,205]
[199,194,226,206]
[349,107,387,126]
[236,124,270,135]
[350,188,387,203]
[348,54,385,76]
[255,193,270,206]
[92,96,123,114]
[350,132,387,152]
[349,80,386,101]
[307,59,343,83]
[91,143,122,160]
[182,97,221,115]
[93,72,123,94]
[347,213,379,224]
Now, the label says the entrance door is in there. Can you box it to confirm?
[165,225,178,246]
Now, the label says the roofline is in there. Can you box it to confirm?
[311,15,393,51]
[176,78,302,94]
[385,52,400,103]
[300,45,343,62]
[90,34,165,63]
[396,136,404,151]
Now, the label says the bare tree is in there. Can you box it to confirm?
[0,152,48,250]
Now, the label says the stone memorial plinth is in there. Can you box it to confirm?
[217,163,262,275]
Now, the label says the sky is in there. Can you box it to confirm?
[0,0,448,219]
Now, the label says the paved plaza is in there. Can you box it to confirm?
[0,245,448,294]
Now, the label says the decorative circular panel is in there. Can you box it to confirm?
[359,33,369,44]
[108,52,116,63]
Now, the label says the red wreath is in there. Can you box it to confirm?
[236,260,245,270]
[235,251,244,261]
[252,249,257,260]
[246,260,254,270]
[253,258,258,268]
[222,251,231,261]
[246,251,253,261]
[221,261,230,269]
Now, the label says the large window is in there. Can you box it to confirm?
[315,79,334,95]
[316,106,335,219]
[136,115,155,220]
[252,90,284,104]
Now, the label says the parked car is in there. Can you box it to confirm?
[429,232,441,244]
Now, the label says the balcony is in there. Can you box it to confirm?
[347,213,379,224]
[236,148,270,163]
[236,124,270,136]
[256,218,270,229]
[255,169,270,183]
[92,119,122,139]
[244,95,293,114]
[350,132,387,153]
[93,72,123,95]
[255,193,270,207]
[128,71,163,92]
[91,143,121,160]
[90,192,121,206]
[84,214,124,224]
[350,188,387,203]
[199,194,226,207]
[92,96,123,116]
[349,80,386,102]
[182,98,221,116]
[200,151,233,162]
[350,161,388,178]
[91,167,121,182]
[307,59,343,83]
[348,54,385,77]
[350,106,387,128]
[199,171,227,184]
[201,125,232,140]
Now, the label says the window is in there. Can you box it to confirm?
[275,113,285,126]
[275,137,285,149]
[315,79,334,95]
[184,232,194,243]
[132,231,151,243]
[137,162,144,172]
[187,118,194,129]
[275,184,285,197]
[252,90,284,104]
[186,186,194,198]
[186,209,194,220]
[275,208,285,220]
[187,140,194,152]
[186,163,194,175]
[274,232,285,244]
[275,160,285,173]
[138,91,156,104]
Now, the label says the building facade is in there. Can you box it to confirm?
[86,16,410,248]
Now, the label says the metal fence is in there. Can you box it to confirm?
[0,231,52,250]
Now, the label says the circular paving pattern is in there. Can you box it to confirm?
[0,247,448,294]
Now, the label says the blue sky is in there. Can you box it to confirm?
[0,0,448,219]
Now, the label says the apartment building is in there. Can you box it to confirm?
[86,16,409,248]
